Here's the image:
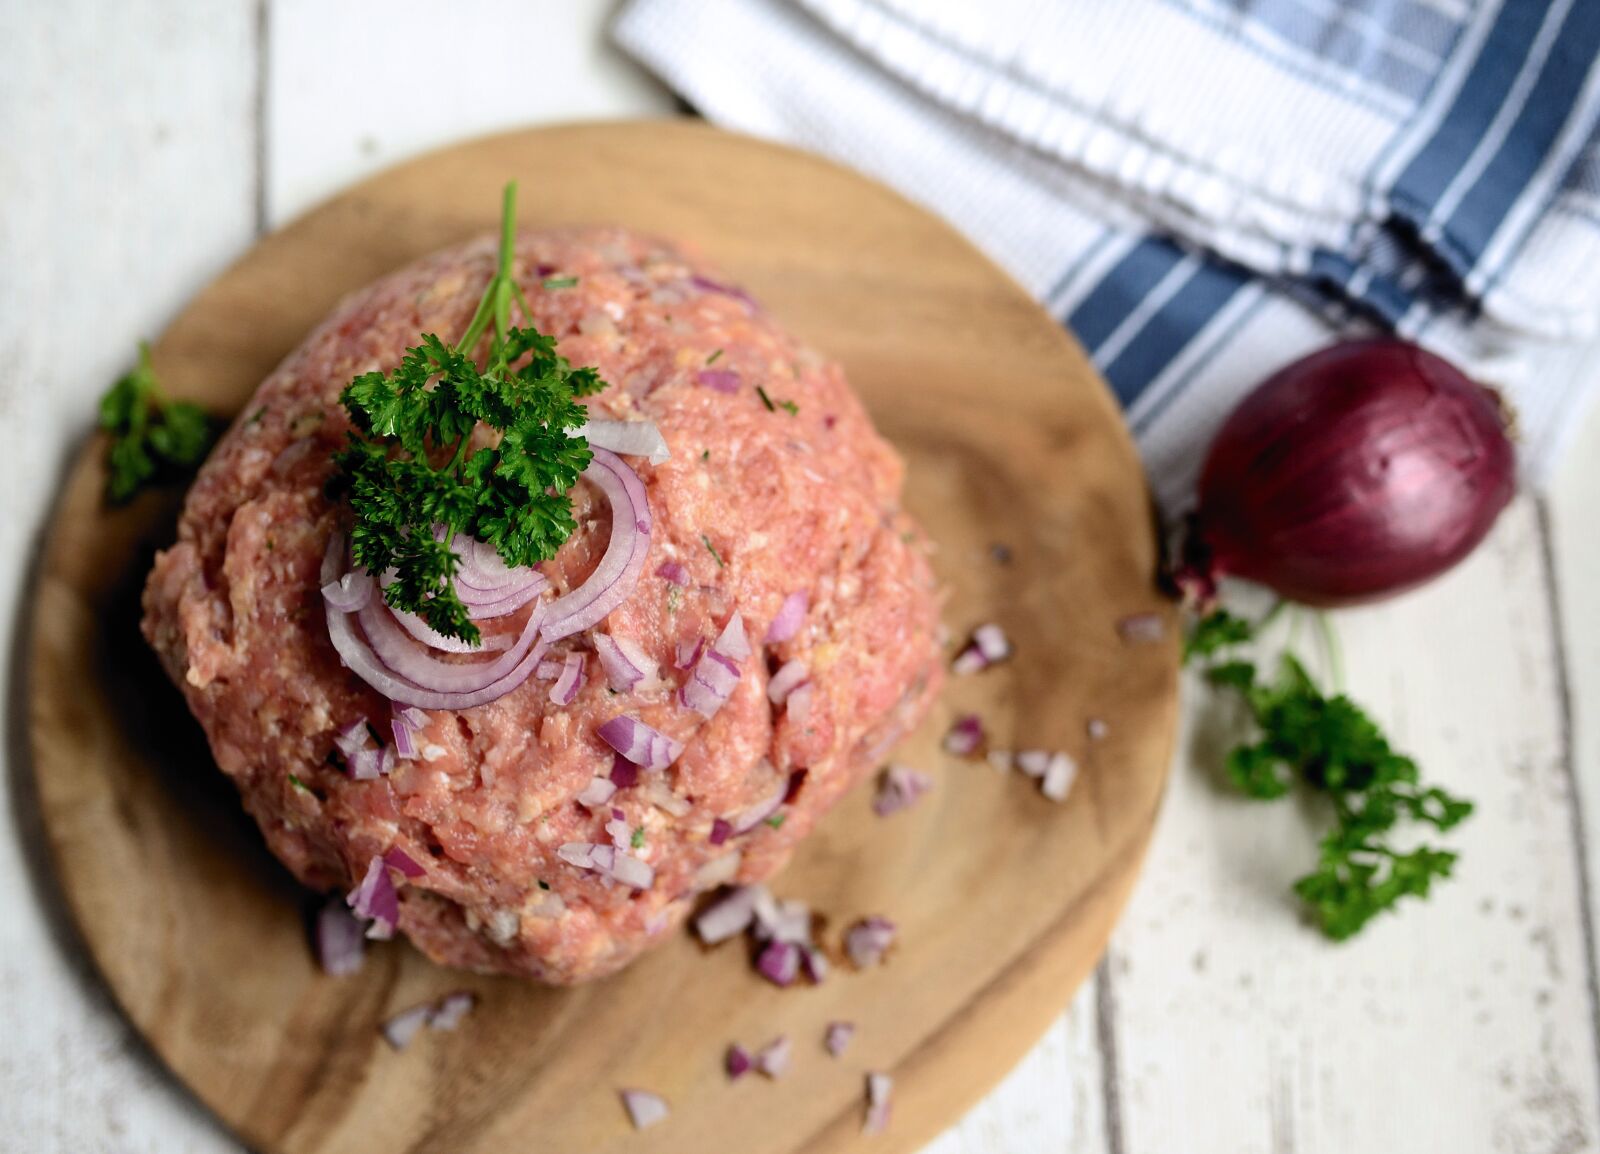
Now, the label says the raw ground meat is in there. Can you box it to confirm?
[142,227,942,983]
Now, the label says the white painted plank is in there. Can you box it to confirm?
[265,0,675,226]
[920,981,1109,1154]
[1105,498,1600,1154]
[0,1,258,1151]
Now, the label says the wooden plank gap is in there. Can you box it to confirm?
[254,0,271,235]
[1093,956,1126,1154]
[1536,494,1600,1122]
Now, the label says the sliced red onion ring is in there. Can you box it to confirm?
[620,1089,669,1131]
[577,776,617,808]
[427,990,477,1031]
[942,714,985,757]
[755,1034,793,1077]
[542,448,651,641]
[550,650,585,705]
[873,765,934,817]
[825,1021,855,1058]
[694,368,742,393]
[845,916,896,968]
[381,1004,432,1051]
[786,683,814,726]
[766,660,809,705]
[315,898,366,977]
[390,606,511,654]
[598,715,684,771]
[764,591,807,643]
[578,419,670,466]
[595,634,658,692]
[455,533,528,590]
[1041,752,1078,802]
[864,1072,893,1135]
[460,576,547,621]
[656,561,690,586]
[726,1044,752,1079]
[693,884,765,944]
[321,569,374,613]
[357,596,546,693]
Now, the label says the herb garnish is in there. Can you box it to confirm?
[98,342,216,503]
[766,813,787,829]
[756,385,776,412]
[287,773,310,793]
[701,534,724,568]
[631,827,646,849]
[1187,607,1473,940]
[542,275,578,290]
[331,183,605,644]
[705,349,723,365]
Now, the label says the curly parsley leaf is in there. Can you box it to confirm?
[98,342,217,503]
[330,182,607,644]
[1190,611,1473,940]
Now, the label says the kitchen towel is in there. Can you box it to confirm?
[615,0,1600,507]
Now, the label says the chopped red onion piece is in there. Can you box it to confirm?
[609,756,640,788]
[714,612,751,661]
[673,635,704,670]
[1041,752,1079,803]
[320,569,374,613]
[764,591,808,643]
[542,449,652,641]
[693,884,765,944]
[766,659,809,705]
[845,916,896,968]
[691,850,742,890]
[609,851,655,890]
[1117,612,1167,644]
[347,855,399,937]
[381,1004,431,1051]
[873,765,934,816]
[656,561,690,586]
[802,945,830,984]
[426,990,477,1031]
[550,650,585,706]
[680,648,740,717]
[349,746,385,781]
[694,368,742,393]
[606,816,632,849]
[951,645,989,675]
[620,1089,670,1131]
[333,719,369,764]
[755,897,813,946]
[577,776,618,808]
[595,633,648,692]
[708,818,732,845]
[825,1021,855,1058]
[1087,718,1109,740]
[730,774,788,834]
[598,715,684,771]
[577,418,670,466]
[390,717,418,760]
[726,1044,753,1079]
[315,898,366,977]
[864,1072,893,1134]
[973,623,1011,662]
[786,683,814,726]
[395,705,429,729]
[557,842,596,870]
[942,714,985,757]
[643,777,692,817]
[1015,750,1052,778]
[755,1034,793,1078]
[382,847,425,879]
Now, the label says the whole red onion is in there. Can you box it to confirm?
[1186,339,1515,608]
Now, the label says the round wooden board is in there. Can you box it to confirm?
[28,121,1177,1154]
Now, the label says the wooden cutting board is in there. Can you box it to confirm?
[28,121,1177,1154]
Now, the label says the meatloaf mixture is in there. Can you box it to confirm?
[142,227,942,983]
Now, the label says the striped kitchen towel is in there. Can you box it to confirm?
[615,0,1600,508]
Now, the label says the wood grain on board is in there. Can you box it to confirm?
[27,122,1178,1154]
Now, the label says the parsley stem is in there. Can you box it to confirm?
[1314,612,1345,693]
[455,181,520,357]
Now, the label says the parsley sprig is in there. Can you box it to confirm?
[331,183,606,644]
[98,342,216,503]
[1188,607,1473,941]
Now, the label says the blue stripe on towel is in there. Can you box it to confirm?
[1099,257,1252,407]
[1066,238,1189,352]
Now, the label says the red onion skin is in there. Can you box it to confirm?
[1193,340,1515,607]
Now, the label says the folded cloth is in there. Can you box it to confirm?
[616,0,1600,507]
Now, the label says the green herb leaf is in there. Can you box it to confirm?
[1196,637,1473,940]
[98,342,217,503]
[542,275,578,289]
[705,349,723,365]
[631,827,646,849]
[331,183,608,643]
[756,385,776,412]
[766,813,786,829]
[287,773,310,793]
[701,534,724,568]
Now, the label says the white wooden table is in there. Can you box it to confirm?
[4,3,1598,1151]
